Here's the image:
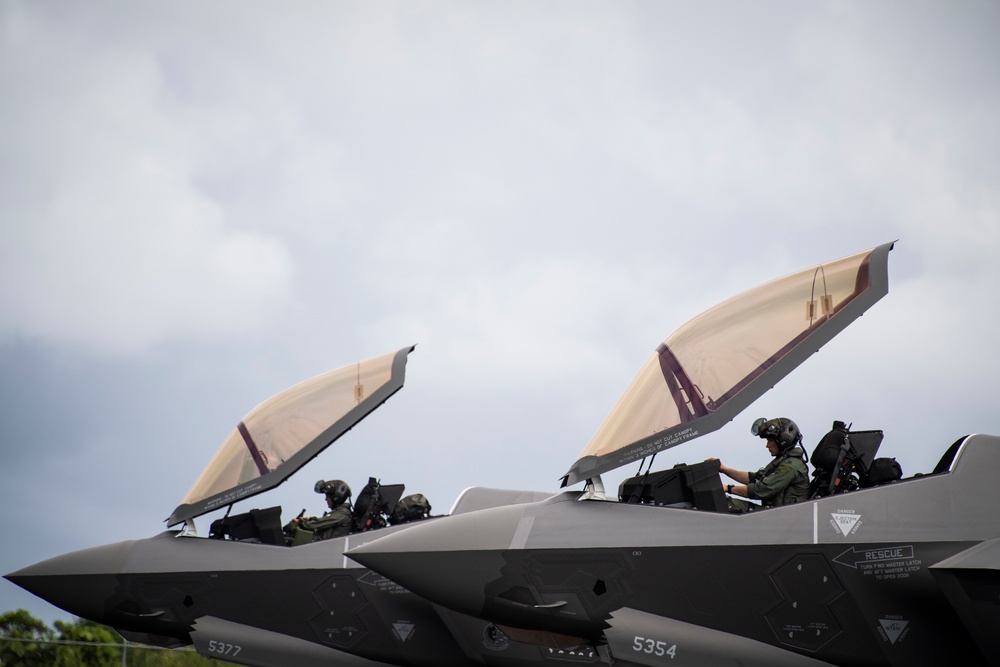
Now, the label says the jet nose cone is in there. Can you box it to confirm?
[5,540,136,621]
[348,503,528,617]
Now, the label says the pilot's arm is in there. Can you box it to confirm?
[706,458,750,484]
[725,483,749,498]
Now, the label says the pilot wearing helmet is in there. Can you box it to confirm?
[285,479,355,544]
[708,417,811,511]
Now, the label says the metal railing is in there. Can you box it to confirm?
[0,635,200,666]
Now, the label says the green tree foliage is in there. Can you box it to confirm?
[0,609,57,666]
[53,618,121,667]
[1,610,225,666]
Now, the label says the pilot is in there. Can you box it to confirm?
[287,480,355,542]
[708,417,810,511]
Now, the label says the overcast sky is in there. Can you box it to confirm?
[2,1,998,624]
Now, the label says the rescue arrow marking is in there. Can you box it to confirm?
[833,546,914,569]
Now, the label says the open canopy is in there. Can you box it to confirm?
[167,346,414,526]
[561,242,893,487]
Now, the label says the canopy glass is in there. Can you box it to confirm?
[167,346,413,526]
[562,243,893,486]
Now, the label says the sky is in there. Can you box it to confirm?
[1,1,998,624]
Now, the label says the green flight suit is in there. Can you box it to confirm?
[301,503,355,540]
[286,504,356,544]
[746,446,810,507]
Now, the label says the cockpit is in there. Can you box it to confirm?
[161,343,548,547]
[607,422,965,514]
[203,476,431,546]
[165,347,418,538]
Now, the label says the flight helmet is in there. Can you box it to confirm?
[315,479,352,508]
[751,417,803,452]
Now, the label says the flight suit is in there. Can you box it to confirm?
[746,446,810,507]
[300,503,355,540]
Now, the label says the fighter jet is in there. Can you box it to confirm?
[5,346,557,667]
[347,241,1000,666]
[9,241,998,666]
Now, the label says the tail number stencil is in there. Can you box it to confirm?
[633,636,677,659]
[207,640,242,658]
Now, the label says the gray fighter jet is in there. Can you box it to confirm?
[346,241,1000,666]
[9,241,998,666]
[6,346,556,667]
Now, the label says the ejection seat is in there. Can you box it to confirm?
[809,421,895,498]
[353,477,406,532]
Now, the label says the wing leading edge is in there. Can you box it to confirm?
[561,242,893,487]
[167,345,415,527]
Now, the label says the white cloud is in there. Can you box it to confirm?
[0,2,294,353]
